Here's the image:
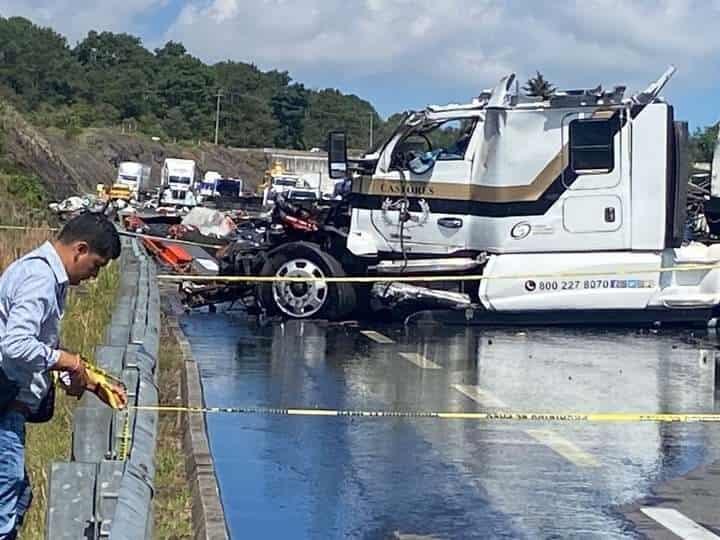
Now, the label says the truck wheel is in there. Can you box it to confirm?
[258,243,356,320]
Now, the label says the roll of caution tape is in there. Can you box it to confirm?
[118,413,132,461]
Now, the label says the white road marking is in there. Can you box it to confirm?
[399,352,442,370]
[641,508,720,539]
[452,384,507,408]
[360,330,395,344]
[526,429,599,468]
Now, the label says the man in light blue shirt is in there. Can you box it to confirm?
[0,213,126,539]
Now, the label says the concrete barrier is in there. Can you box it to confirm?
[46,236,161,539]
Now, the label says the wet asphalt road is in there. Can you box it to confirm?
[180,311,720,539]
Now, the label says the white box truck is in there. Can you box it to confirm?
[160,158,196,206]
[116,161,151,199]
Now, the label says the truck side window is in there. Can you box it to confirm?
[569,117,616,174]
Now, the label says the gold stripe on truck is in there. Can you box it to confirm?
[353,146,568,203]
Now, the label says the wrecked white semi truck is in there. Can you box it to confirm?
[188,67,720,325]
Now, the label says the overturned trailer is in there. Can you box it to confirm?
[183,67,720,325]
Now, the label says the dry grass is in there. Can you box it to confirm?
[0,230,53,270]
[1,229,119,540]
[153,315,193,540]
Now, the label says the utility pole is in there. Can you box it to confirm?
[369,113,373,149]
[214,89,223,145]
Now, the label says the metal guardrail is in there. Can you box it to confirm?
[46,237,160,539]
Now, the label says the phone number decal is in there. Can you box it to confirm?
[523,279,655,292]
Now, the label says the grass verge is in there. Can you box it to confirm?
[1,230,119,540]
[153,312,193,539]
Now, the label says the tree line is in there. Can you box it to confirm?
[0,16,385,150]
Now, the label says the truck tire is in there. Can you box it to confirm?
[257,242,356,320]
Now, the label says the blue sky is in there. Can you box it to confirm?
[1,0,718,130]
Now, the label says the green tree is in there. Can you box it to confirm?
[74,31,157,121]
[523,71,556,99]
[271,84,308,149]
[0,16,84,109]
[303,89,379,151]
[0,17,396,149]
[690,124,719,163]
[210,61,285,146]
[162,107,192,141]
[154,42,216,140]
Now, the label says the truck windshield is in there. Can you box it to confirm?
[119,175,138,182]
[216,180,240,197]
[169,175,191,184]
[274,178,297,187]
[401,118,477,161]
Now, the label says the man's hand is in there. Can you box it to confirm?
[84,364,128,409]
[62,370,86,397]
[91,379,128,409]
[54,352,127,409]
[55,352,88,398]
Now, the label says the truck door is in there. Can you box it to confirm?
[560,111,629,245]
[368,118,476,255]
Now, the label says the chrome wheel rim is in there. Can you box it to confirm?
[272,259,328,317]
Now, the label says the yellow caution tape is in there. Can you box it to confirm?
[118,413,131,461]
[157,261,720,284]
[131,405,720,423]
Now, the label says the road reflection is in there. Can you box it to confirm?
[182,313,720,539]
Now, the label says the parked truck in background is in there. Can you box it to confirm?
[114,161,151,200]
[160,158,197,206]
[199,170,223,198]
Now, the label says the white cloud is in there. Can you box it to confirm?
[0,0,165,44]
[158,0,720,99]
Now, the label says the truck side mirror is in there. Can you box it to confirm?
[328,131,348,179]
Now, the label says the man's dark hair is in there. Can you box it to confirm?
[57,213,122,259]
